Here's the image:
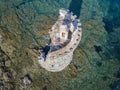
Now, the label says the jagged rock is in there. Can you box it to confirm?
[20,75,32,89]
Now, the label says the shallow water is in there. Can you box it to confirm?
[0,0,120,90]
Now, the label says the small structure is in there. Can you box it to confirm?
[38,8,82,72]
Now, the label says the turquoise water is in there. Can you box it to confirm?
[0,0,120,90]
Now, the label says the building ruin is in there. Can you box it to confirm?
[38,8,82,72]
